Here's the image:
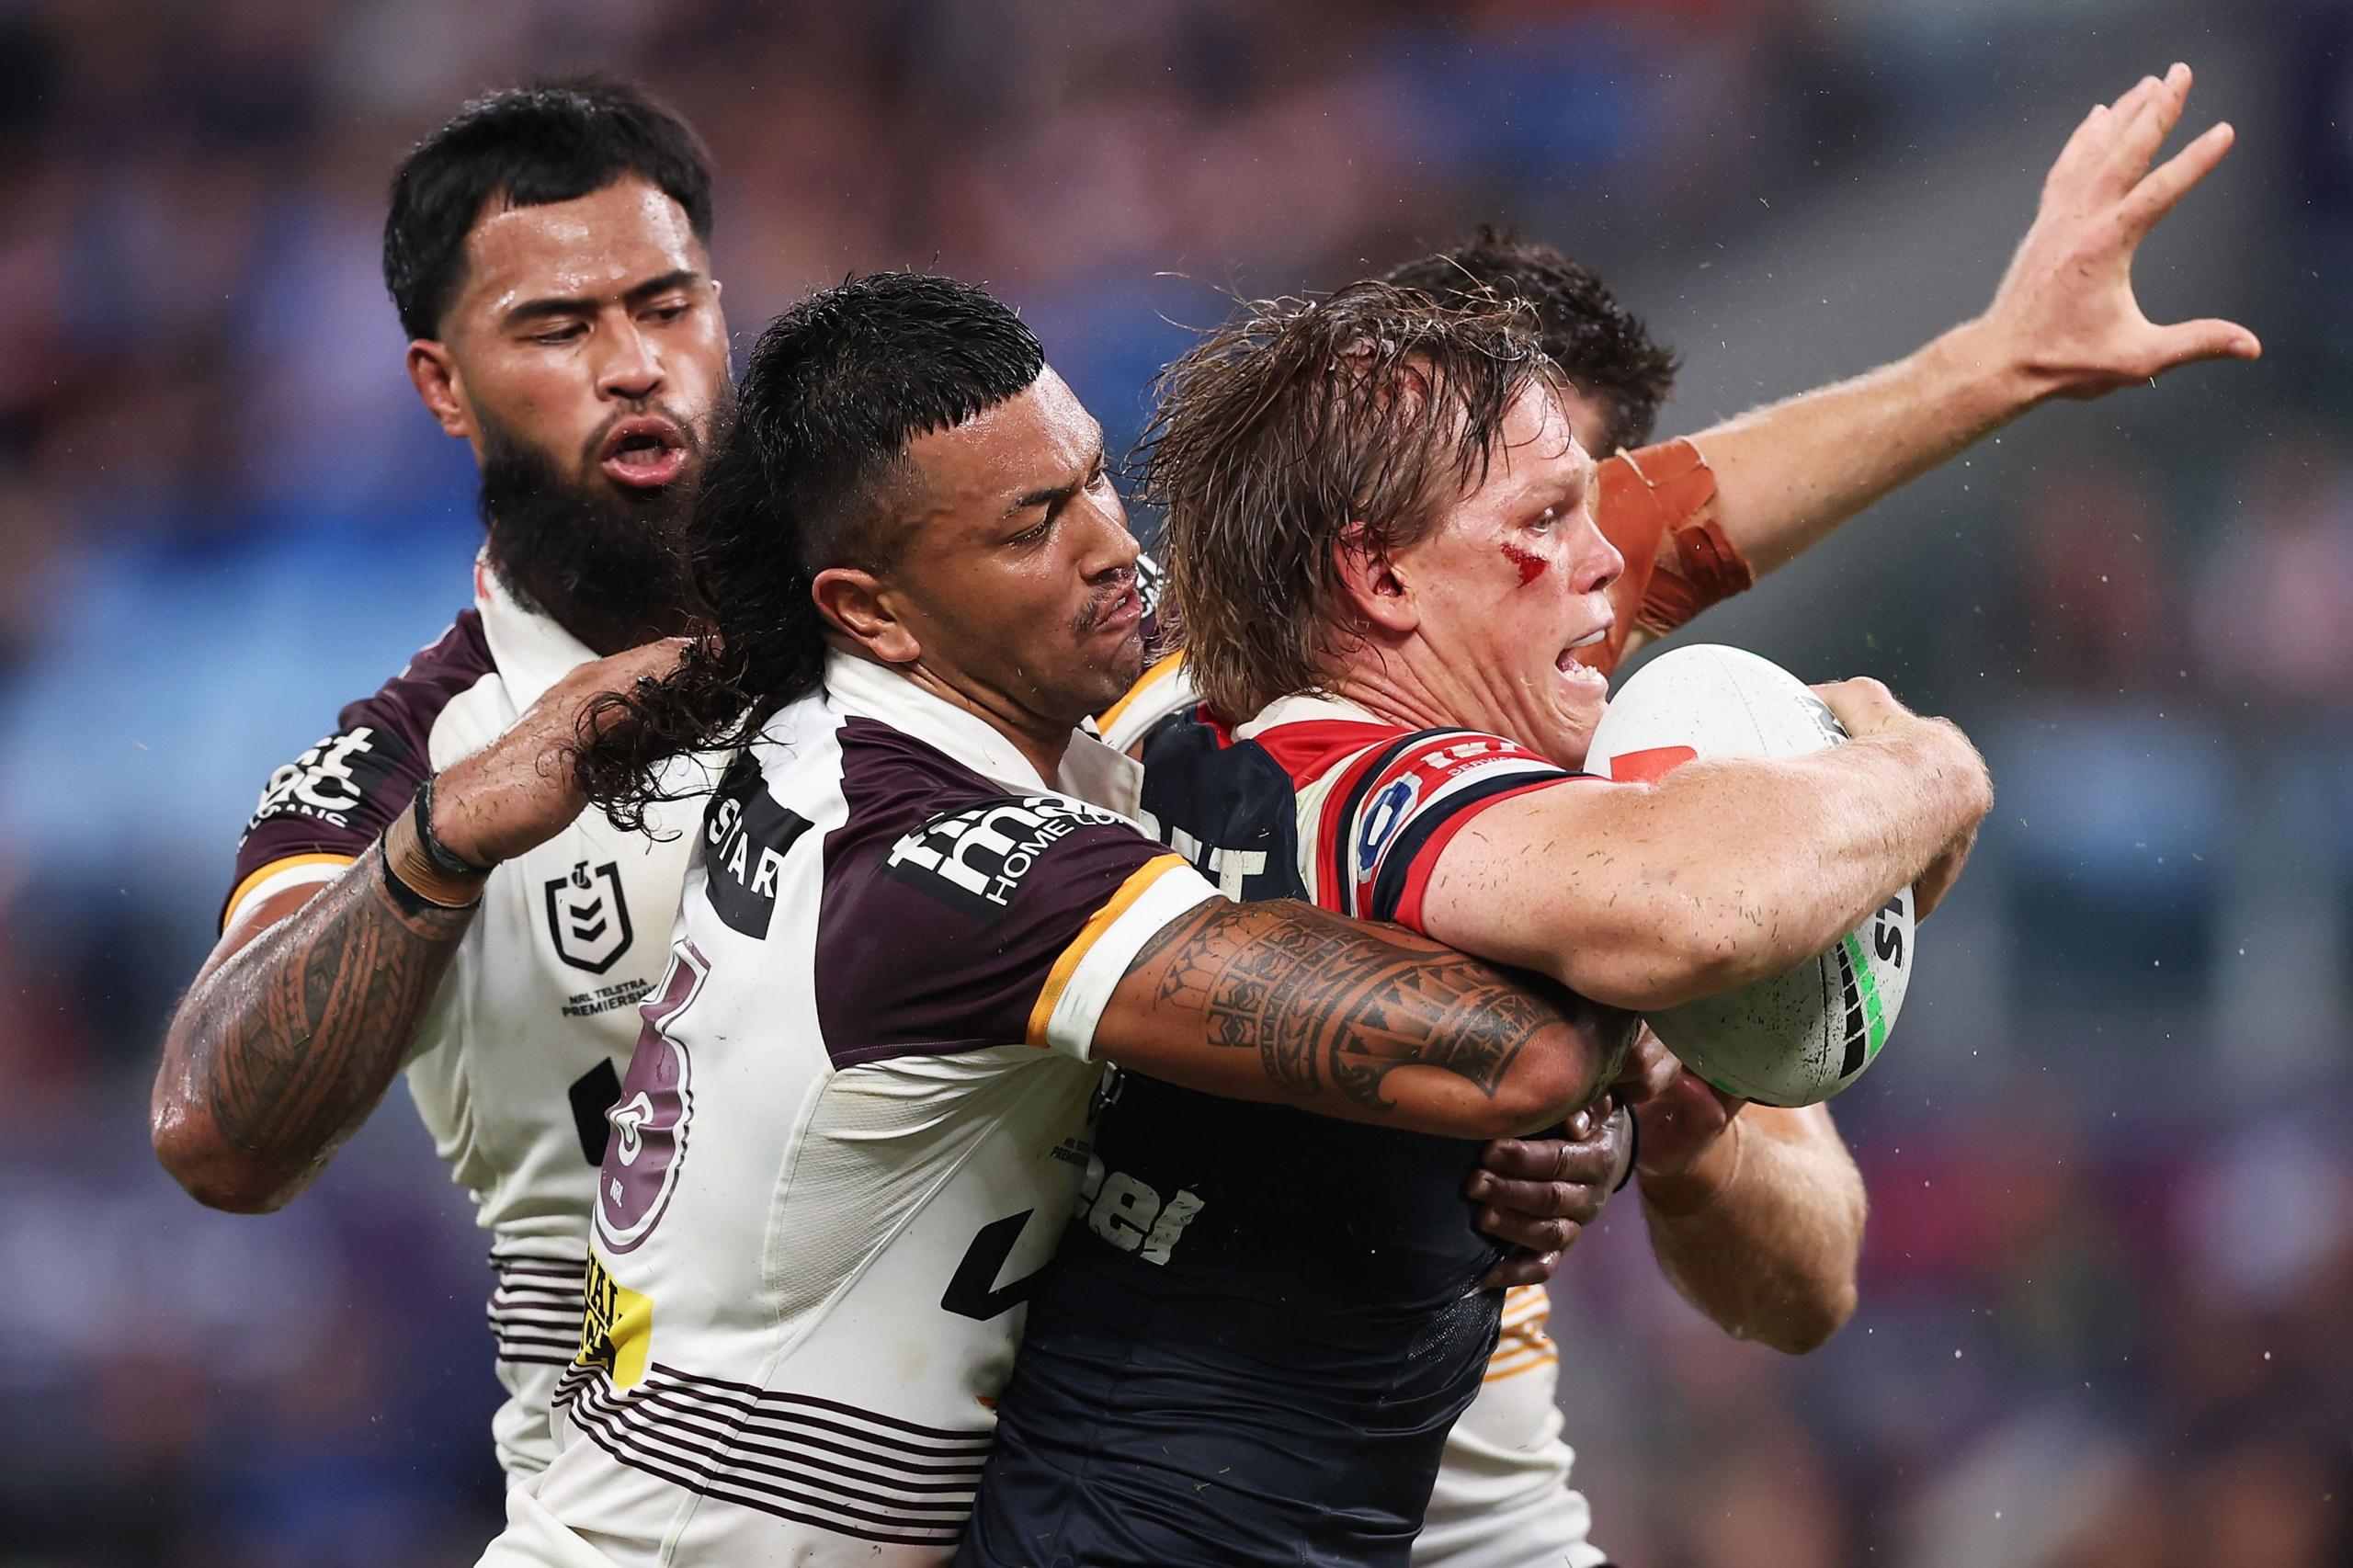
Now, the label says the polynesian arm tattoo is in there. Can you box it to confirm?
[153,842,474,1209]
[1126,895,1604,1118]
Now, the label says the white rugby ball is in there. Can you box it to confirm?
[1584,644,1914,1108]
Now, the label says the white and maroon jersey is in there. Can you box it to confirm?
[496,651,1218,1566]
[222,562,708,1482]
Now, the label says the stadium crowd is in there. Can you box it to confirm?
[0,1,2347,1563]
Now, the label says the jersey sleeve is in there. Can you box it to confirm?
[814,795,1221,1067]
[221,611,493,932]
[1585,438,1753,676]
[1326,731,1592,936]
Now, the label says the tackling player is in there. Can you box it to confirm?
[960,283,1995,1566]
[478,271,1631,1564]
[146,76,1600,1506]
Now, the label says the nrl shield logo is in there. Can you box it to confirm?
[546,859,634,974]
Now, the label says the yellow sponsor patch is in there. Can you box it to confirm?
[577,1253,654,1391]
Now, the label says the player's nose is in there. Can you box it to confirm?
[1571,506,1624,597]
[1075,483,1140,577]
[598,320,665,403]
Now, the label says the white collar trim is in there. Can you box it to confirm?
[472,552,600,714]
[1232,688,1387,743]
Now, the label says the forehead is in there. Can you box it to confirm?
[1466,380,1584,506]
[1553,383,1612,455]
[903,366,1097,521]
[448,176,703,328]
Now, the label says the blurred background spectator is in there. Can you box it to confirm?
[2,0,2347,1562]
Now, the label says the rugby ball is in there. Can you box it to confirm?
[1583,644,1913,1108]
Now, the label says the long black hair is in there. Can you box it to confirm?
[574,272,1045,828]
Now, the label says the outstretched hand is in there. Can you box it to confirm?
[1977,62,2259,400]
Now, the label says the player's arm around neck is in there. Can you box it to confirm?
[1092,895,1631,1142]
[1419,680,1991,1014]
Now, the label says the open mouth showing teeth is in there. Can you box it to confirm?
[611,434,674,467]
[599,421,688,486]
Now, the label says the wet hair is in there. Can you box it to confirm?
[574,272,1046,827]
[382,74,715,341]
[1381,225,1677,454]
[1142,279,1559,722]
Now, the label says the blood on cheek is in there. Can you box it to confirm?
[1500,542,1548,587]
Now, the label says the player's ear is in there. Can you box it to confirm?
[812,566,921,665]
[406,340,473,440]
[1333,523,1417,636]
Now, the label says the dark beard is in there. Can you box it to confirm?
[476,412,698,655]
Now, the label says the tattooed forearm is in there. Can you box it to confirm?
[1131,897,1625,1119]
[152,844,474,1210]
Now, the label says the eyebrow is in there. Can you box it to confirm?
[1005,432,1107,517]
[500,269,703,329]
[1516,453,1592,516]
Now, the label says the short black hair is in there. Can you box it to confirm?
[731,270,1048,582]
[575,273,1046,826]
[382,74,715,341]
[1382,225,1677,454]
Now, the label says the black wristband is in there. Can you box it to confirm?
[415,775,493,877]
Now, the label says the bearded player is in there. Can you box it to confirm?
[150,79,735,1481]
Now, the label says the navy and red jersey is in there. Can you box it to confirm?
[962,695,1591,1568]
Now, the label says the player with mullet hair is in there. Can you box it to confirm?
[961,282,1994,1567]
[478,271,1632,1565]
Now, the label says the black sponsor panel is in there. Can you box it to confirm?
[702,780,814,939]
